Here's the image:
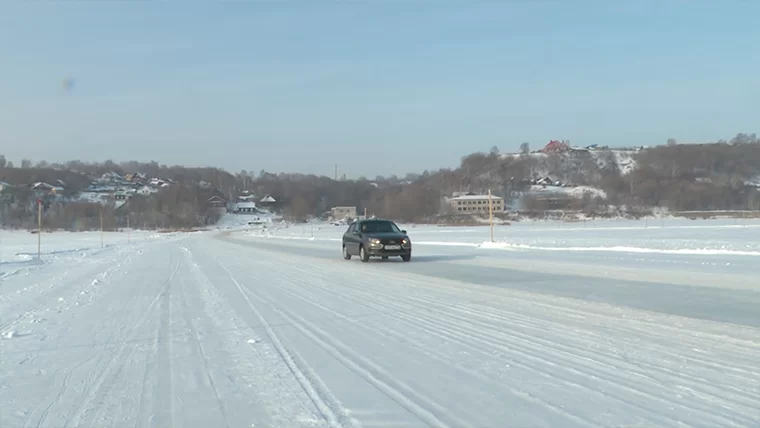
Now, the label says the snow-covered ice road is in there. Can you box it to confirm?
[1,231,759,428]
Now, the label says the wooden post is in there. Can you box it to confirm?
[100,207,104,248]
[37,199,42,259]
[488,189,494,242]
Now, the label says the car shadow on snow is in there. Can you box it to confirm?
[373,254,478,263]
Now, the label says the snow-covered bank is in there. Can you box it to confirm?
[0,229,185,281]
[236,217,760,255]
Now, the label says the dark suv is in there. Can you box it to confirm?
[342,219,412,262]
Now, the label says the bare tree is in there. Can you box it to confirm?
[286,195,311,221]
[520,142,530,155]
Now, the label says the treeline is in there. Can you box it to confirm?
[1,132,759,229]
[245,173,441,222]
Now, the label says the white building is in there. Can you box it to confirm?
[448,194,504,214]
[331,206,357,220]
[236,201,258,213]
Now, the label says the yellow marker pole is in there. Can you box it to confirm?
[488,189,494,242]
[37,200,42,259]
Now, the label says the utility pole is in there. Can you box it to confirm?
[37,199,42,260]
[335,164,338,181]
[488,189,494,242]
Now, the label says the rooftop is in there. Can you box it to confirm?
[450,194,504,201]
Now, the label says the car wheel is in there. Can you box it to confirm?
[360,246,370,263]
[401,254,411,262]
[342,245,351,260]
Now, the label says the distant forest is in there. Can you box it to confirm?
[1,133,758,229]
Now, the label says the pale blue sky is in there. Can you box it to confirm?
[1,1,758,178]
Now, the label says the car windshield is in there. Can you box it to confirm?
[361,221,401,233]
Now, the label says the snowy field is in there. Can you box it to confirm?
[1,217,759,427]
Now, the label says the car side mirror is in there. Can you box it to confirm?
[401,230,407,234]
[353,230,361,235]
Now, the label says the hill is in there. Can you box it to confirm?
[417,134,760,215]
[1,133,759,229]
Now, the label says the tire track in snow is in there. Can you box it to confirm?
[216,260,472,428]
[216,260,360,428]
[325,269,760,417]
[224,252,760,428]
[265,271,603,428]
[64,257,181,428]
[219,232,760,351]
[443,298,760,377]
[306,272,744,428]
[347,284,757,427]
[176,246,231,428]
[286,255,760,385]
[149,256,179,428]
[29,353,100,428]
[0,251,134,334]
[18,253,138,428]
[183,244,330,427]
[408,294,760,410]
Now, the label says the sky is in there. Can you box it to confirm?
[1,1,759,178]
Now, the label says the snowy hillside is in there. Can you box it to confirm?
[526,184,608,200]
[501,147,638,180]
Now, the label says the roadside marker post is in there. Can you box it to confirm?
[37,199,42,260]
[100,207,104,248]
[488,189,494,242]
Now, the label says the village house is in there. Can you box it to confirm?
[331,206,357,220]
[31,182,65,196]
[259,195,276,206]
[203,195,225,212]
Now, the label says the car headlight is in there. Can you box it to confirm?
[369,238,382,247]
[401,238,411,247]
